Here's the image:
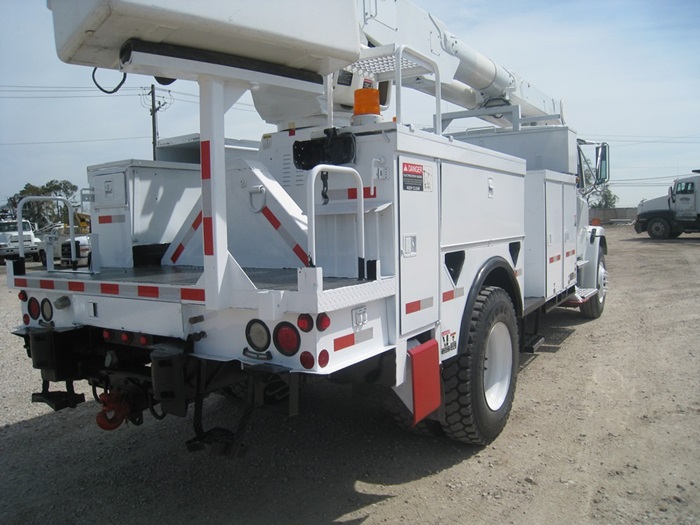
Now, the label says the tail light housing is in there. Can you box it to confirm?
[27,298,41,320]
[316,313,331,331]
[246,319,271,352]
[273,322,300,356]
[297,314,314,333]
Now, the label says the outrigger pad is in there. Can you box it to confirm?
[31,380,85,411]
[186,427,248,458]
[31,390,85,411]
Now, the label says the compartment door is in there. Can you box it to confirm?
[399,156,439,335]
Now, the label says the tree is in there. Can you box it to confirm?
[590,185,619,209]
[6,180,79,228]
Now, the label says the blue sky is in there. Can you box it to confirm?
[1,0,698,208]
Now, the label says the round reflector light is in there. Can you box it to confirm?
[300,351,315,370]
[27,298,40,320]
[246,319,271,352]
[297,314,314,333]
[18,290,28,302]
[316,313,331,332]
[273,322,300,356]
[318,349,329,368]
[22,314,30,325]
[41,298,53,322]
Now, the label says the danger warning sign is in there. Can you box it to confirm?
[402,162,424,191]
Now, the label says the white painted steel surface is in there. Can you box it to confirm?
[47,0,361,74]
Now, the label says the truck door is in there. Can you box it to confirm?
[673,180,697,220]
[398,156,439,335]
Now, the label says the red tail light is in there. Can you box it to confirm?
[297,314,313,333]
[138,334,150,346]
[318,349,329,368]
[120,332,132,344]
[22,314,30,325]
[273,322,300,356]
[316,313,331,331]
[27,298,40,320]
[103,329,113,341]
[300,351,314,369]
[18,290,28,302]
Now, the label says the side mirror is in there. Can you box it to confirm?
[595,143,610,184]
[668,185,675,203]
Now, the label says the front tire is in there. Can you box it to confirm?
[441,286,519,445]
[580,251,607,319]
[647,218,670,239]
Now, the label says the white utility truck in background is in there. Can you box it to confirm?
[635,170,700,239]
[10,0,609,453]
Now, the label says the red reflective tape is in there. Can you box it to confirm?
[406,300,421,314]
[203,217,214,256]
[442,290,455,302]
[334,333,355,352]
[171,243,185,263]
[39,280,54,290]
[262,206,281,230]
[15,278,28,287]
[181,288,205,302]
[293,244,308,265]
[347,187,377,200]
[200,140,211,180]
[192,211,203,230]
[98,215,113,224]
[138,286,159,298]
[68,281,85,292]
[101,283,119,295]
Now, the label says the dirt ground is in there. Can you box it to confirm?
[0,225,698,525]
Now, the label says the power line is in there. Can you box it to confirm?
[0,136,151,146]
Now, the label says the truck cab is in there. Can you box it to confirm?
[0,220,40,264]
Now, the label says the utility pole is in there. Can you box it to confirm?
[150,84,158,160]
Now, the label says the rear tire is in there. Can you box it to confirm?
[441,286,519,445]
[647,218,670,239]
[39,250,47,267]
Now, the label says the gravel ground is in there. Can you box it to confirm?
[0,225,698,524]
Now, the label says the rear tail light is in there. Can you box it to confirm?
[318,349,329,368]
[316,313,331,331]
[273,322,300,356]
[246,319,271,352]
[40,298,53,322]
[138,334,150,346]
[120,332,132,344]
[297,314,314,333]
[18,290,27,302]
[27,298,40,320]
[103,329,113,341]
[22,314,30,325]
[300,351,314,369]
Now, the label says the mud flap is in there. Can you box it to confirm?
[407,339,441,426]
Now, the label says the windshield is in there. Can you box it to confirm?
[0,221,31,232]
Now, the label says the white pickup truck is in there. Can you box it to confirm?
[38,225,90,267]
[0,220,41,264]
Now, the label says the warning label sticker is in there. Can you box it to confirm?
[402,162,424,191]
[441,330,457,354]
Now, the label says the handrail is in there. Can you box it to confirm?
[306,164,365,273]
[394,45,442,134]
[17,196,77,263]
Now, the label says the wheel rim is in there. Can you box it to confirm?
[650,221,666,238]
[597,261,608,304]
[483,321,512,411]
